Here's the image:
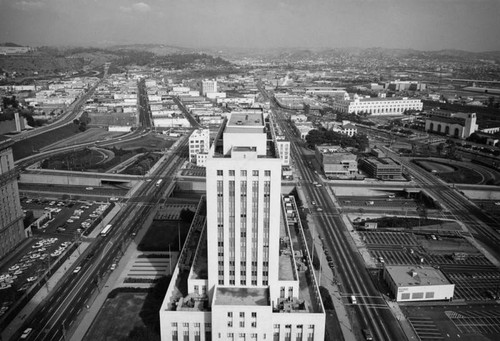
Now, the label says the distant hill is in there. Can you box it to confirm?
[0,42,25,47]
[108,44,193,56]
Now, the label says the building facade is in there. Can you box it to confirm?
[424,112,478,139]
[202,80,218,96]
[360,158,402,180]
[160,113,325,340]
[332,95,423,115]
[315,145,358,178]
[384,265,455,302]
[0,136,25,259]
[189,129,211,166]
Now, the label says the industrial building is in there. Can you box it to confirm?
[331,94,423,115]
[160,113,325,340]
[360,157,402,180]
[314,145,358,179]
[0,136,25,259]
[383,265,455,302]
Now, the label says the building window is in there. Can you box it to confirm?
[228,312,233,317]
[228,321,233,327]
[252,312,257,318]
[172,322,178,327]
[183,323,189,327]
[240,312,245,318]
[265,170,271,176]
[217,170,223,176]
[240,321,245,327]
[229,170,235,176]
[252,170,259,176]
[241,170,247,177]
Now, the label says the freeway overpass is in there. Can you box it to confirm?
[19,168,143,188]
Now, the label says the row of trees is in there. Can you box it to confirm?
[305,128,370,151]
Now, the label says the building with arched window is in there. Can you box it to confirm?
[424,112,478,139]
[331,94,423,116]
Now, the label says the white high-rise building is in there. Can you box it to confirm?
[160,113,325,341]
[189,129,211,166]
[202,80,218,96]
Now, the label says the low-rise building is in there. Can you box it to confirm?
[360,157,402,180]
[315,145,358,178]
[383,265,454,302]
[424,111,478,139]
[332,95,423,115]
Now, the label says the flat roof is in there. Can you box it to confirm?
[279,214,296,281]
[364,157,400,166]
[386,265,451,287]
[227,113,264,127]
[214,287,270,306]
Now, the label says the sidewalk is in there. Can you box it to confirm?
[69,206,156,341]
[295,185,356,341]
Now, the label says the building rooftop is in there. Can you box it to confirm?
[214,287,270,306]
[279,214,297,281]
[427,115,466,126]
[352,96,419,102]
[227,113,264,127]
[363,157,400,167]
[386,265,451,287]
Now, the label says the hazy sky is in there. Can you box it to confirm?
[0,0,499,51]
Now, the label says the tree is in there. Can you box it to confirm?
[78,121,87,132]
[180,209,195,223]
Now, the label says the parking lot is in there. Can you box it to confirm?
[359,229,499,302]
[401,304,500,341]
[23,198,111,237]
[0,237,74,318]
[340,197,419,210]
[445,272,500,301]
[446,309,500,335]
[179,163,205,177]
[407,316,444,341]
[362,231,420,247]
[0,199,112,320]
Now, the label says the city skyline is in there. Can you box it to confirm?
[0,0,499,52]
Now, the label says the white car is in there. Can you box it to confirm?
[20,328,33,339]
[73,266,82,274]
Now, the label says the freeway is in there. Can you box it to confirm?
[15,135,189,341]
[172,96,202,129]
[11,69,107,143]
[381,146,500,251]
[138,78,153,129]
[268,96,406,340]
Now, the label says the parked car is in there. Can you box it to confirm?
[20,328,33,339]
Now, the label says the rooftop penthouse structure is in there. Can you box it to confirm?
[160,113,325,340]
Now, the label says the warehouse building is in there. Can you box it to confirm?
[384,265,455,302]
